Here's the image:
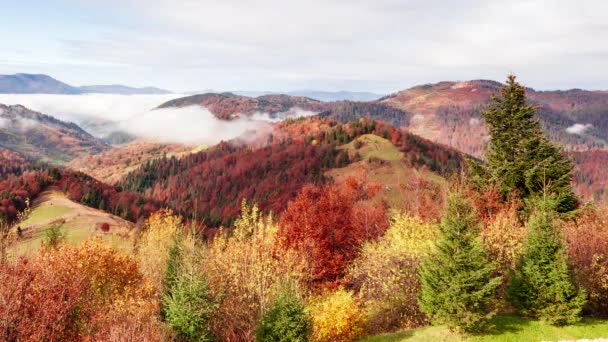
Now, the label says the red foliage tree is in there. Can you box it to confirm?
[278,178,388,289]
[100,222,110,232]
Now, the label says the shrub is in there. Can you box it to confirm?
[308,288,367,342]
[348,212,436,332]
[480,197,525,271]
[508,196,586,325]
[419,191,501,333]
[255,285,311,342]
[0,240,163,341]
[564,205,608,316]
[43,222,65,248]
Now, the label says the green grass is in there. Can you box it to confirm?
[11,223,133,257]
[19,205,73,227]
[342,134,404,162]
[328,134,446,209]
[10,193,133,257]
[360,316,608,342]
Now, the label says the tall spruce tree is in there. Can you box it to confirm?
[477,75,577,212]
[419,191,501,333]
[508,194,586,325]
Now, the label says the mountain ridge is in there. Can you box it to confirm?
[0,73,172,95]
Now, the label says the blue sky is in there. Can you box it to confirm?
[2,0,607,93]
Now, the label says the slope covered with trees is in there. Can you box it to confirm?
[120,118,465,227]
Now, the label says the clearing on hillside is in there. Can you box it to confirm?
[10,189,135,257]
[326,134,447,219]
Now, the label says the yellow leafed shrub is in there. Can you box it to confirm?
[348,212,437,332]
[480,199,525,271]
[308,288,367,342]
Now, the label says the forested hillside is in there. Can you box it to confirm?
[121,118,464,226]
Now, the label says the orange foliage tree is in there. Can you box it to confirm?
[564,206,608,316]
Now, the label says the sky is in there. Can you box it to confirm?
[1,0,607,93]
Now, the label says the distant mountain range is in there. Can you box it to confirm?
[0,73,172,95]
[232,90,385,102]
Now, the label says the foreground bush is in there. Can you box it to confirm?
[509,197,586,325]
[419,191,501,333]
[564,205,608,316]
[256,285,311,342]
[348,212,436,332]
[0,240,163,341]
[309,288,367,342]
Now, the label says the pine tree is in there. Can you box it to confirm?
[419,191,501,333]
[508,195,586,325]
[255,284,311,342]
[476,75,577,212]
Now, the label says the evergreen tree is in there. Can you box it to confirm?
[419,191,501,333]
[162,235,216,341]
[508,195,586,325]
[255,285,311,342]
[476,75,577,212]
[163,271,215,341]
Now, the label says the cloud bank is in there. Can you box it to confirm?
[122,105,274,144]
[0,94,318,145]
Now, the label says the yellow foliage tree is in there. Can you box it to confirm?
[348,212,437,332]
[203,200,308,341]
[137,209,183,291]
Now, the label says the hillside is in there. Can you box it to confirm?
[119,117,465,226]
[162,81,608,157]
[380,80,608,156]
[326,134,447,221]
[0,104,108,163]
[158,92,326,120]
[68,139,201,184]
[571,150,608,202]
[10,189,135,257]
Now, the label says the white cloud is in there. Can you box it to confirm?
[469,118,481,126]
[0,94,181,123]
[0,94,318,144]
[566,123,593,135]
[120,105,271,144]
